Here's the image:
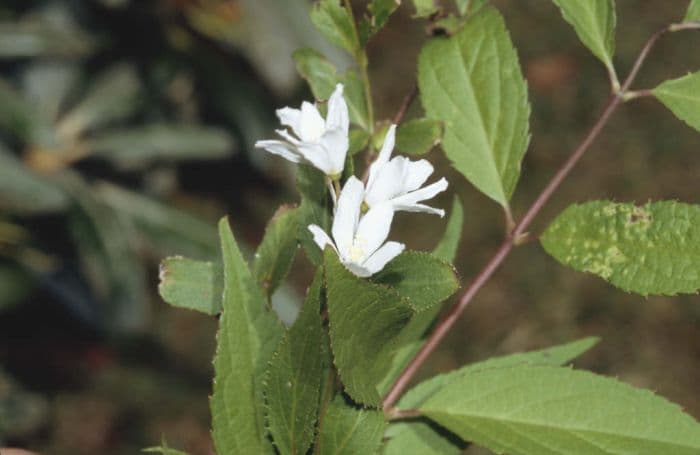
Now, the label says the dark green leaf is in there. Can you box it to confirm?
[324,249,414,406]
[383,421,463,455]
[372,251,459,312]
[395,118,442,155]
[211,218,282,454]
[265,270,323,455]
[318,396,385,455]
[541,200,700,296]
[421,365,700,455]
[253,206,299,298]
[297,166,331,266]
[418,6,531,208]
[158,256,221,315]
[432,196,464,263]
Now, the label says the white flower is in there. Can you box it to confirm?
[364,124,448,216]
[308,176,404,277]
[255,84,349,177]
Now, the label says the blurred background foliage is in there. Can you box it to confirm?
[0,0,699,454]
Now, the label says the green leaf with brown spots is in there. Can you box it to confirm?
[541,200,700,296]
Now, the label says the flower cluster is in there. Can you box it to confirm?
[256,84,448,277]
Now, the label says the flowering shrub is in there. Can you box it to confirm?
[156,1,700,454]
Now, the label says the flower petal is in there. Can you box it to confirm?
[390,177,448,214]
[297,142,335,175]
[325,84,349,134]
[332,176,364,258]
[255,140,303,163]
[364,157,405,207]
[362,241,405,275]
[299,101,325,141]
[276,107,302,134]
[354,202,394,259]
[366,124,396,189]
[402,158,434,193]
[320,127,348,176]
[308,224,337,253]
[393,203,445,217]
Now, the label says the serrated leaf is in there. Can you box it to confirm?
[541,200,700,296]
[158,256,221,315]
[297,166,331,266]
[0,145,68,214]
[293,48,370,129]
[372,251,459,312]
[412,0,440,18]
[384,421,463,455]
[400,337,599,409]
[324,249,414,406]
[56,64,140,140]
[211,218,282,455]
[418,6,531,208]
[686,0,700,21]
[432,196,464,263]
[551,0,616,70]
[653,72,700,133]
[318,396,385,455]
[395,118,442,155]
[421,365,700,455]
[265,270,323,455]
[87,124,234,169]
[360,0,400,42]
[253,206,299,299]
[310,0,360,56]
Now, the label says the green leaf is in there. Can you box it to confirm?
[143,436,189,455]
[551,0,617,70]
[384,421,463,455]
[265,270,323,455]
[0,145,69,214]
[310,0,360,56]
[541,200,700,296]
[412,0,440,18]
[0,78,47,143]
[372,251,459,312]
[400,337,599,409]
[395,118,443,155]
[56,64,140,140]
[88,124,234,169]
[686,0,700,21]
[318,396,386,455]
[158,256,222,315]
[211,218,282,455]
[421,365,700,455]
[454,0,488,16]
[293,48,370,129]
[360,0,400,41]
[432,196,464,263]
[653,72,700,133]
[297,166,331,266]
[324,249,414,406]
[253,206,299,299]
[0,12,93,58]
[418,6,531,208]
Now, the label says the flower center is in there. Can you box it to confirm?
[348,244,365,263]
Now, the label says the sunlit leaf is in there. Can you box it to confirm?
[432,196,464,263]
[395,118,442,156]
[542,200,700,296]
[418,6,531,208]
[311,0,360,56]
[653,71,700,133]
[421,365,700,454]
[158,256,221,315]
[685,0,700,21]
[551,0,617,71]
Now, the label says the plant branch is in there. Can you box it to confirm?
[392,83,419,125]
[381,23,671,411]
